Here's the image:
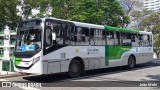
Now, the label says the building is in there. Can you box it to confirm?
[143,0,160,11]
[0,26,16,74]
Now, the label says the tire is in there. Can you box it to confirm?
[128,56,136,69]
[68,60,82,78]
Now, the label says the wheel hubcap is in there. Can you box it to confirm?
[71,64,79,73]
[129,59,134,67]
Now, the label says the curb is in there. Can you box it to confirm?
[0,73,24,79]
[153,59,160,61]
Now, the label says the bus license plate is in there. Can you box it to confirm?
[18,69,23,72]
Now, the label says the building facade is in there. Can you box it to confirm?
[0,26,16,74]
[143,0,160,11]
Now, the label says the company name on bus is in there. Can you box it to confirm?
[87,48,99,52]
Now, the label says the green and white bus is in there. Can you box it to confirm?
[14,17,153,77]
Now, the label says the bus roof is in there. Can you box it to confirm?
[104,26,140,34]
[139,31,152,35]
[35,17,152,35]
[72,22,104,29]
[42,17,104,29]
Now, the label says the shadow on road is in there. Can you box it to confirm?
[147,74,160,81]
[23,61,160,83]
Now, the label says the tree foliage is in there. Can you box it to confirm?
[0,0,129,29]
[131,9,160,33]
[0,0,20,30]
[120,0,142,16]
[120,0,142,28]
[154,34,160,58]
[31,0,129,27]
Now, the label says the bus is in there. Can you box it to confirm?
[13,17,153,77]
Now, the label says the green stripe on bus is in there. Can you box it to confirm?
[15,58,22,66]
[105,46,132,65]
[104,26,140,34]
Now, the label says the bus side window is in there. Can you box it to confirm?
[53,23,64,45]
[84,27,90,44]
[61,23,70,45]
[70,26,76,45]
[121,33,131,46]
[149,35,152,46]
[90,29,104,45]
[142,34,150,47]
[76,27,89,45]
[138,34,143,46]
[102,30,106,45]
[131,34,139,46]
[65,24,71,45]
[90,28,94,45]
[106,31,113,45]
[45,26,52,47]
[131,35,135,42]
[106,31,118,45]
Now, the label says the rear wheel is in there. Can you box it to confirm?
[68,60,82,78]
[128,56,136,69]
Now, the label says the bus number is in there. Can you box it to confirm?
[60,53,66,58]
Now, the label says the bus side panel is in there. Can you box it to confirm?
[99,46,106,68]
[43,61,48,74]
[60,60,70,72]
[105,46,132,67]
[48,62,60,74]
[42,46,71,74]
[131,47,153,64]
[143,47,153,61]
[68,46,105,70]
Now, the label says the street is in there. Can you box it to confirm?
[0,60,160,90]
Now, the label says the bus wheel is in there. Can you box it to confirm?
[128,56,136,69]
[68,60,82,78]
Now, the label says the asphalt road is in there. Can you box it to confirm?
[0,60,160,90]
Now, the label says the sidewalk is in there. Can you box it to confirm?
[0,59,22,79]
[153,59,160,61]
[0,71,22,79]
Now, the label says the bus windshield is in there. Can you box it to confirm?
[16,20,42,52]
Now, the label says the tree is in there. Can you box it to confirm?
[102,0,130,27]
[17,0,50,19]
[28,0,129,27]
[154,34,160,58]
[120,0,142,28]
[0,0,129,30]
[0,0,20,30]
[120,0,142,16]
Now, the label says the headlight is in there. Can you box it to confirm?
[33,56,40,64]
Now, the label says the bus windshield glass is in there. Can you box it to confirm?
[16,20,42,52]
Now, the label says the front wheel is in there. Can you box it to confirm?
[68,60,82,78]
[128,56,136,69]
